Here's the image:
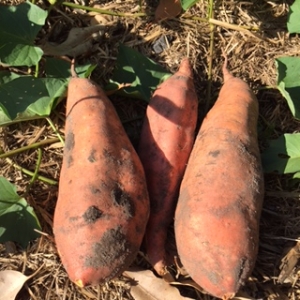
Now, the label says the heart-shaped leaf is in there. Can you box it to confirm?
[0,59,94,126]
[0,1,47,67]
[261,133,300,175]
[44,57,96,79]
[108,45,171,102]
[0,72,67,126]
[0,177,41,248]
[276,57,300,120]
[287,0,300,33]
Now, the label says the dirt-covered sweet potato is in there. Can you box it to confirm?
[174,57,264,299]
[53,66,150,287]
[138,58,198,276]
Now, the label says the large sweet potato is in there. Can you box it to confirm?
[53,67,150,287]
[174,57,264,299]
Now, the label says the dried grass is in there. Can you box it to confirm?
[1,0,300,299]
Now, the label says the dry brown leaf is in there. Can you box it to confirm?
[0,270,29,300]
[170,278,204,294]
[278,241,300,284]
[48,141,64,149]
[124,268,193,300]
[40,25,106,57]
[155,0,182,21]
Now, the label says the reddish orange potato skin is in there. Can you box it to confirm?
[138,59,198,276]
[174,62,264,298]
[53,77,150,286]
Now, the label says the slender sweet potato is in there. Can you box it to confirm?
[138,58,198,276]
[53,65,150,287]
[174,57,264,299]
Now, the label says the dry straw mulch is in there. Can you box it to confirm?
[1,0,300,299]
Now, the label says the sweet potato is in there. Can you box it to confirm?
[53,65,150,287]
[138,58,198,276]
[174,57,264,299]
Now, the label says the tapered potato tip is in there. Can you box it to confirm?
[222,292,235,300]
[221,51,234,82]
[178,58,193,78]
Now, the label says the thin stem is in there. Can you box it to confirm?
[34,63,39,78]
[62,2,148,17]
[189,16,260,31]
[5,157,58,185]
[24,148,43,195]
[205,0,215,114]
[208,18,259,31]
[0,138,60,159]
[26,263,45,280]
[46,117,65,146]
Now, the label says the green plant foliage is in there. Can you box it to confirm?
[44,58,96,79]
[0,59,93,126]
[0,177,41,248]
[276,57,300,120]
[0,1,47,67]
[287,0,300,33]
[262,133,300,178]
[0,72,67,126]
[180,0,199,11]
[108,45,171,102]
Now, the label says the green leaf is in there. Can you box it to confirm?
[180,0,199,10]
[276,57,300,120]
[44,57,96,78]
[292,172,300,179]
[44,58,72,79]
[108,45,171,102]
[0,177,41,248]
[262,133,300,174]
[0,72,67,126]
[0,58,95,126]
[287,0,300,33]
[0,1,47,67]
